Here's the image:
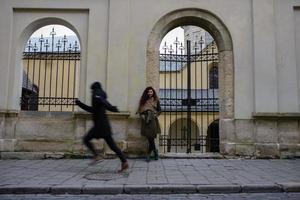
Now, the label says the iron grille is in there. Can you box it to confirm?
[159,38,219,153]
[21,28,80,111]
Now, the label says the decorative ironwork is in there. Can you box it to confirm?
[23,52,80,60]
[160,98,219,112]
[21,97,76,106]
[20,27,80,111]
[159,36,219,154]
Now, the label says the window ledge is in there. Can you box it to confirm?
[252,112,300,119]
[74,111,131,119]
[0,110,131,119]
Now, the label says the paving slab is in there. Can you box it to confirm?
[0,158,299,194]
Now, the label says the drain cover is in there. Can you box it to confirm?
[84,172,129,181]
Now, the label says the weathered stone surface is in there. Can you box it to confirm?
[0,114,4,138]
[74,118,86,140]
[15,119,75,140]
[279,143,299,158]
[71,140,86,153]
[146,49,160,90]
[218,51,234,119]
[1,109,299,158]
[235,119,254,143]
[4,116,17,139]
[110,119,128,141]
[279,143,299,152]
[278,120,299,144]
[219,118,235,142]
[255,120,278,143]
[126,140,147,155]
[235,144,255,156]
[105,140,128,154]
[220,142,236,155]
[0,139,16,151]
[126,118,141,139]
[15,140,73,152]
[0,152,46,159]
[255,143,280,158]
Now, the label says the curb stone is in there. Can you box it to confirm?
[277,183,300,192]
[197,185,241,193]
[123,185,150,194]
[149,185,197,194]
[241,184,282,193]
[0,186,50,194]
[0,184,300,194]
[50,186,82,194]
[82,185,123,194]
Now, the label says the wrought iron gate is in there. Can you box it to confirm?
[159,39,219,153]
[21,28,80,111]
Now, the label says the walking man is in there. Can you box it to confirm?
[75,82,128,172]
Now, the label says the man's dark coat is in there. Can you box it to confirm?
[75,83,118,137]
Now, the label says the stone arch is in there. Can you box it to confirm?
[19,17,81,52]
[13,17,82,110]
[146,8,234,154]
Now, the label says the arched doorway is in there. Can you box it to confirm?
[164,118,199,153]
[158,26,219,153]
[206,119,220,152]
[147,9,233,155]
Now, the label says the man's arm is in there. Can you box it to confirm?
[94,95,119,112]
[75,99,94,113]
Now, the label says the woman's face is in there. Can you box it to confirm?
[147,89,154,98]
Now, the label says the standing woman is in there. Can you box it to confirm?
[137,86,161,162]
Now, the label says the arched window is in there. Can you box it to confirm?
[21,25,80,111]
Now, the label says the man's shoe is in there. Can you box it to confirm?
[118,162,129,173]
[154,149,159,160]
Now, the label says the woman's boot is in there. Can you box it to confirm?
[145,154,151,162]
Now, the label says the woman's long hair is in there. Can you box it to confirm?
[138,86,159,112]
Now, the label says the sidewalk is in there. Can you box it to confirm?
[0,158,299,194]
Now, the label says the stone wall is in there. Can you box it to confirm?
[220,116,300,158]
[0,111,147,159]
[1,111,299,159]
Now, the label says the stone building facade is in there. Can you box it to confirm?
[0,0,299,158]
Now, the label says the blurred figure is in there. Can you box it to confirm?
[75,82,128,172]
